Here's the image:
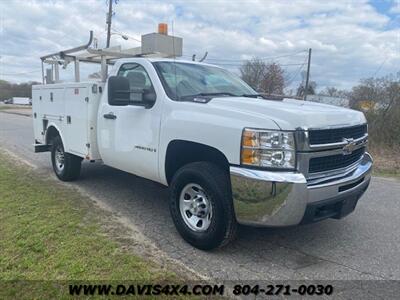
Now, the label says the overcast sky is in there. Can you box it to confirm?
[0,0,399,91]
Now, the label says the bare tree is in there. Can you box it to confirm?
[239,58,266,91]
[321,86,349,98]
[240,59,285,94]
[296,81,316,97]
[324,87,338,96]
[349,75,397,108]
[262,62,285,95]
[350,73,400,147]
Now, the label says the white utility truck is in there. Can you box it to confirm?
[12,97,31,105]
[33,28,372,250]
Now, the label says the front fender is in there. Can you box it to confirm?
[158,101,279,184]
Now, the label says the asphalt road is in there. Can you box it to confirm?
[1,112,400,283]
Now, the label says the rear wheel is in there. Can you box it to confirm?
[169,162,237,250]
[51,135,82,181]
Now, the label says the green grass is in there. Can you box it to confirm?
[0,153,179,298]
[369,147,400,180]
[372,169,400,179]
[0,104,31,110]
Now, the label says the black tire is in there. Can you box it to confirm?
[169,162,237,250]
[51,135,82,181]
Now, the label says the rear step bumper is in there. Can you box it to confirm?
[33,140,50,153]
[230,153,372,227]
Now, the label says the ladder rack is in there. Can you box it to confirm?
[40,29,182,84]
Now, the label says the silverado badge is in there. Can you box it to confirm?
[342,138,357,155]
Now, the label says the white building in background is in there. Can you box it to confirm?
[12,97,31,105]
[307,94,350,108]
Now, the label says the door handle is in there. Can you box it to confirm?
[103,112,116,120]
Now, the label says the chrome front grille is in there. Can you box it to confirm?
[295,124,368,182]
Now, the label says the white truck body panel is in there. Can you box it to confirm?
[97,59,164,182]
[32,82,103,160]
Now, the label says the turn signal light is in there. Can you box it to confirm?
[242,130,258,147]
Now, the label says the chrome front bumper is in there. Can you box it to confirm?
[230,153,373,227]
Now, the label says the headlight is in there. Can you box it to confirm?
[241,129,296,169]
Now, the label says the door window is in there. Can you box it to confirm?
[117,63,156,103]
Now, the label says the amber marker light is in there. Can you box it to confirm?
[242,129,259,147]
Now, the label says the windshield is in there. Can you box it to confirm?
[153,61,258,101]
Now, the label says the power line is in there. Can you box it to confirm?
[185,49,308,62]
[209,50,308,62]
[259,49,308,60]
[371,56,389,78]
[0,69,42,76]
[210,62,306,67]
[285,58,307,87]
[188,50,308,62]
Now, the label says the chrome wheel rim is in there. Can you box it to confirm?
[54,146,65,173]
[179,183,213,232]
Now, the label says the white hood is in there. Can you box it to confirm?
[209,97,366,130]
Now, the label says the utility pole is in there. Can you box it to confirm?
[304,48,312,100]
[106,0,113,48]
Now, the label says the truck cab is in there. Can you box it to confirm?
[32,31,372,250]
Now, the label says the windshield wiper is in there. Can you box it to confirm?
[179,92,237,99]
[198,92,262,98]
[240,93,262,98]
[179,92,260,101]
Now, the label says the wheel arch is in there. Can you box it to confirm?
[164,140,230,185]
[45,123,65,147]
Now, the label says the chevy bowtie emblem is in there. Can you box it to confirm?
[342,138,356,155]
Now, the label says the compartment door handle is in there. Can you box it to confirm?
[103,113,116,120]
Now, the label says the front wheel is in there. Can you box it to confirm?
[51,135,82,181]
[169,162,237,250]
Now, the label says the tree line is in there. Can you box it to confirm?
[0,80,40,101]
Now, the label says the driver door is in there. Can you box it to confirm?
[98,62,161,182]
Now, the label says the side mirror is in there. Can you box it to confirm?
[142,90,156,108]
[108,76,130,106]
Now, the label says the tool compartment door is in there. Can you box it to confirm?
[64,86,89,157]
[32,87,44,143]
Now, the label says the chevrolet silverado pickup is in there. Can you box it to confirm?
[32,32,372,250]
